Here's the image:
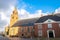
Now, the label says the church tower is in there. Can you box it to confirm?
[10,7,18,27]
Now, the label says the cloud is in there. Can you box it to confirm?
[17,0,27,9]
[18,9,43,19]
[0,0,17,12]
[18,9,30,19]
[18,9,50,20]
[54,7,60,13]
[0,0,60,32]
[0,12,10,31]
[0,0,43,30]
[0,0,17,31]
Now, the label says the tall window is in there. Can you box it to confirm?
[38,24,42,29]
[28,27,30,32]
[38,30,42,36]
[48,24,52,28]
[59,24,60,27]
[21,27,24,32]
[32,27,34,33]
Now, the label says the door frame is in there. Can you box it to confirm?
[47,30,55,38]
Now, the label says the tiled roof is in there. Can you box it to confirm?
[12,18,39,27]
[35,15,60,23]
[12,14,60,27]
[55,13,60,17]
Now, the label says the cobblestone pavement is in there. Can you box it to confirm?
[9,37,60,40]
[0,36,37,40]
[0,36,9,40]
[9,37,37,40]
[0,37,60,40]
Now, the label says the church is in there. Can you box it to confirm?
[5,8,60,38]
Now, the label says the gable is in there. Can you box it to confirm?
[43,19,56,23]
[35,15,60,23]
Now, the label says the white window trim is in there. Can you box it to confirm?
[38,24,42,29]
[38,30,42,36]
[59,24,60,27]
[48,23,52,28]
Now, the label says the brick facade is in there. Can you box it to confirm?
[17,26,33,37]
[34,23,60,38]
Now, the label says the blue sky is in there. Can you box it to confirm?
[17,0,60,13]
[0,0,60,31]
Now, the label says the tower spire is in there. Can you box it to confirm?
[14,7,17,11]
[10,7,18,27]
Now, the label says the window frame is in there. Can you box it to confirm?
[38,30,42,36]
[59,24,60,27]
[28,27,30,32]
[38,24,42,29]
[48,23,52,28]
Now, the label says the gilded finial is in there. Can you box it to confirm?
[14,7,17,11]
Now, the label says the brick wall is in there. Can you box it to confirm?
[35,23,60,38]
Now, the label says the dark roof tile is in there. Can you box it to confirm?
[35,15,60,23]
[12,18,39,27]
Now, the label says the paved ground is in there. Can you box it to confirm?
[9,37,60,40]
[9,37,37,40]
[0,36,60,40]
[0,36,9,40]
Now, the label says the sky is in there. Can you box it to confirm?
[0,0,60,31]
[17,0,60,13]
